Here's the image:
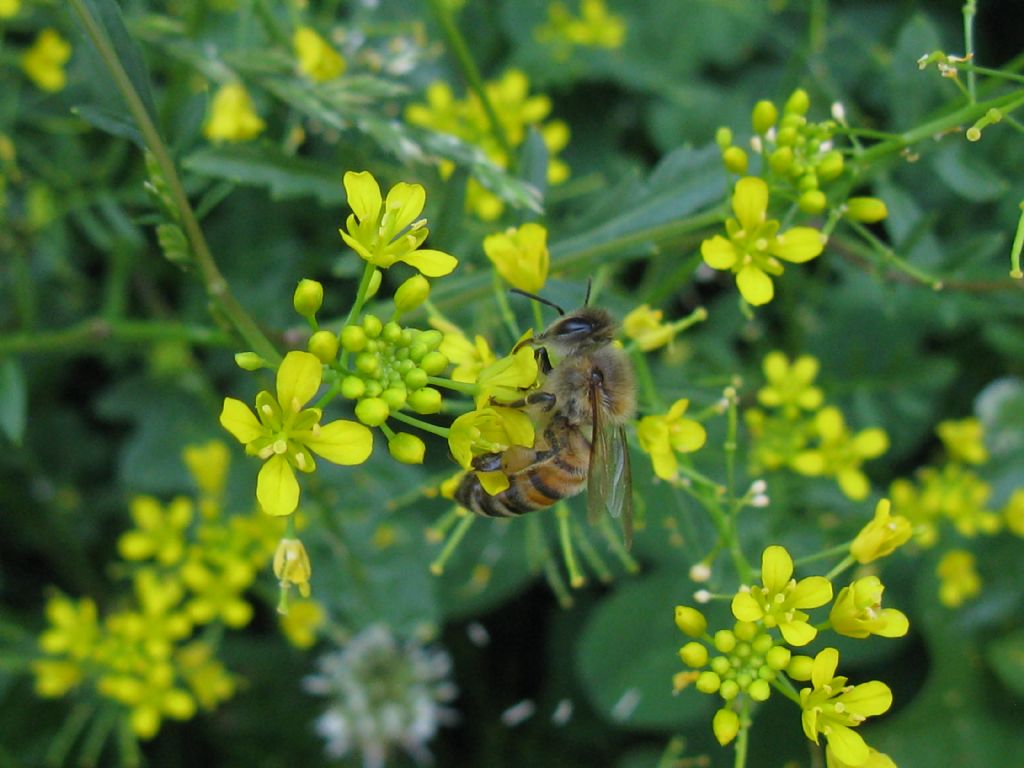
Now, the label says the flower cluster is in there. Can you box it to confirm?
[704,89,889,306]
[304,624,458,768]
[674,536,907,766]
[32,443,280,741]
[405,69,569,219]
[745,351,888,500]
[203,82,265,143]
[534,0,626,57]
[20,28,72,93]
[637,399,707,481]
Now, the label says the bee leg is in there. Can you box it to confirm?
[493,391,557,411]
[535,347,554,374]
[471,452,504,472]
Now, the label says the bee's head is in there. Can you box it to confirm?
[534,307,616,351]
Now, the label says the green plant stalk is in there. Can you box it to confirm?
[390,410,451,438]
[734,698,751,768]
[570,516,613,582]
[427,376,479,396]
[80,703,118,767]
[842,219,943,289]
[0,318,231,355]
[426,0,514,165]
[1010,201,1024,279]
[115,711,141,768]
[68,0,280,365]
[856,88,1024,165]
[44,702,96,767]
[963,0,978,102]
[629,348,664,412]
[555,503,584,587]
[825,554,856,582]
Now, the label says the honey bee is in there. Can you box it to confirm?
[454,293,637,546]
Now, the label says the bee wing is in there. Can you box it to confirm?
[587,383,634,549]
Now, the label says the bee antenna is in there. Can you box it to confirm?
[583,278,593,307]
[509,288,565,316]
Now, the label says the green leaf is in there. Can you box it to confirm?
[0,359,27,446]
[183,145,346,205]
[932,143,1009,203]
[576,568,716,730]
[987,627,1024,699]
[70,104,144,149]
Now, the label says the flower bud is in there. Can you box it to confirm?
[719,680,740,701]
[715,126,733,150]
[751,100,778,134]
[419,329,444,350]
[679,641,709,668]
[816,149,844,181]
[308,330,339,363]
[765,645,791,670]
[404,367,428,391]
[362,314,383,338]
[748,679,771,702]
[340,375,366,399]
[293,279,324,318]
[798,189,827,215]
[722,146,748,174]
[696,670,721,694]
[234,351,268,371]
[846,196,888,223]
[394,275,431,313]
[273,538,312,597]
[768,146,793,174]
[340,324,367,353]
[713,630,736,653]
[407,387,442,414]
[733,621,757,642]
[355,397,389,426]
[366,268,382,299]
[674,606,707,637]
[381,387,407,411]
[419,350,448,376]
[355,352,379,376]
[388,432,425,464]
[713,708,740,748]
[786,654,814,681]
[784,88,810,116]
[383,321,403,344]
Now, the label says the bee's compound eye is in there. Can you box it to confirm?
[555,317,594,337]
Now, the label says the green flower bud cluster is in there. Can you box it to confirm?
[338,314,448,428]
[677,616,791,707]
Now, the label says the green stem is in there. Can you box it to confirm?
[630,348,664,412]
[793,541,852,567]
[962,0,978,102]
[771,676,802,705]
[555,503,584,587]
[825,554,856,582]
[734,698,751,768]
[426,0,514,165]
[570,515,613,583]
[1009,201,1024,279]
[429,511,476,574]
[68,0,280,365]
[843,219,944,289]
[493,271,522,343]
[45,701,96,768]
[0,318,231,355]
[427,375,479,395]
[390,409,451,438]
[339,262,378,369]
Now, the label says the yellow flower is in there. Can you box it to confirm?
[536,0,626,52]
[799,648,892,767]
[731,545,832,646]
[203,83,265,143]
[623,305,676,352]
[473,345,540,406]
[182,440,231,498]
[32,659,83,697]
[176,641,236,711]
[293,26,346,82]
[637,399,707,480]
[850,498,912,564]
[936,549,981,608]
[220,351,373,517]
[701,177,826,306]
[745,407,815,472]
[826,745,897,768]
[339,171,457,276]
[39,594,99,660]
[20,29,72,93]
[936,417,988,465]
[118,496,193,564]
[1005,489,1024,537]
[279,600,324,649]
[791,406,888,500]
[99,663,197,739]
[483,222,550,293]
[180,555,254,628]
[0,0,20,19]
[757,351,824,415]
[273,537,313,597]
[829,576,909,639]
[449,406,534,494]
[433,319,496,385]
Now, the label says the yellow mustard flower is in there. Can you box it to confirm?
[637,399,707,480]
[701,176,825,306]
[0,0,21,19]
[826,745,897,768]
[473,345,539,406]
[829,576,909,639]
[449,406,534,495]
[99,663,197,739]
[623,305,676,352]
[273,537,313,598]
[799,648,892,767]
[339,170,457,276]
[914,463,1000,538]
[182,440,230,498]
[850,498,912,564]
[31,659,83,697]
[293,26,346,82]
[1005,488,1024,537]
[745,407,815,472]
[118,495,193,564]
[279,600,324,649]
[483,222,550,293]
[791,406,888,500]
[131,570,193,657]
[757,351,824,415]
[39,594,99,660]
[176,641,236,711]
[433,319,497,385]
[731,545,832,646]
[20,28,71,92]
[180,555,254,628]
[936,417,988,465]
[936,549,981,608]
[203,82,265,143]
[537,0,626,52]
[220,351,373,517]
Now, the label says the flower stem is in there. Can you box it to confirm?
[427,376,479,395]
[1009,201,1024,279]
[68,0,280,365]
[425,0,514,166]
[390,410,451,439]
[825,554,856,582]
[555,503,585,588]
[962,0,978,102]
[429,510,475,575]
[734,699,751,768]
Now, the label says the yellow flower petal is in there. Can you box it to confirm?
[853,428,889,458]
[650,449,678,480]
[701,234,738,270]
[772,226,825,263]
[276,351,322,413]
[669,420,707,454]
[761,545,794,592]
[478,470,510,495]
[732,177,768,232]
[837,469,870,500]
[779,619,817,646]
[257,454,300,516]
[401,248,458,277]
[731,591,763,622]
[304,420,373,465]
[384,182,426,232]
[736,264,774,305]
[219,398,264,444]
[343,171,382,223]
[825,724,869,767]
[790,576,833,609]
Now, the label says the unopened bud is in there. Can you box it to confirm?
[674,606,707,637]
[293,279,324,318]
[817,149,844,181]
[784,88,810,116]
[366,269,382,299]
[689,563,712,583]
[408,387,442,414]
[751,100,778,134]
[846,196,888,223]
[340,375,366,399]
[234,351,268,371]
[355,397,389,426]
[394,275,431,313]
[679,641,709,668]
[388,432,426,464]
[308,330,339,363]
[419,351,448,376]
[722,146,748,174]
[798,189,827,215]
[715,126,733,150]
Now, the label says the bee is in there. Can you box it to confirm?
[454,292,637,546]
